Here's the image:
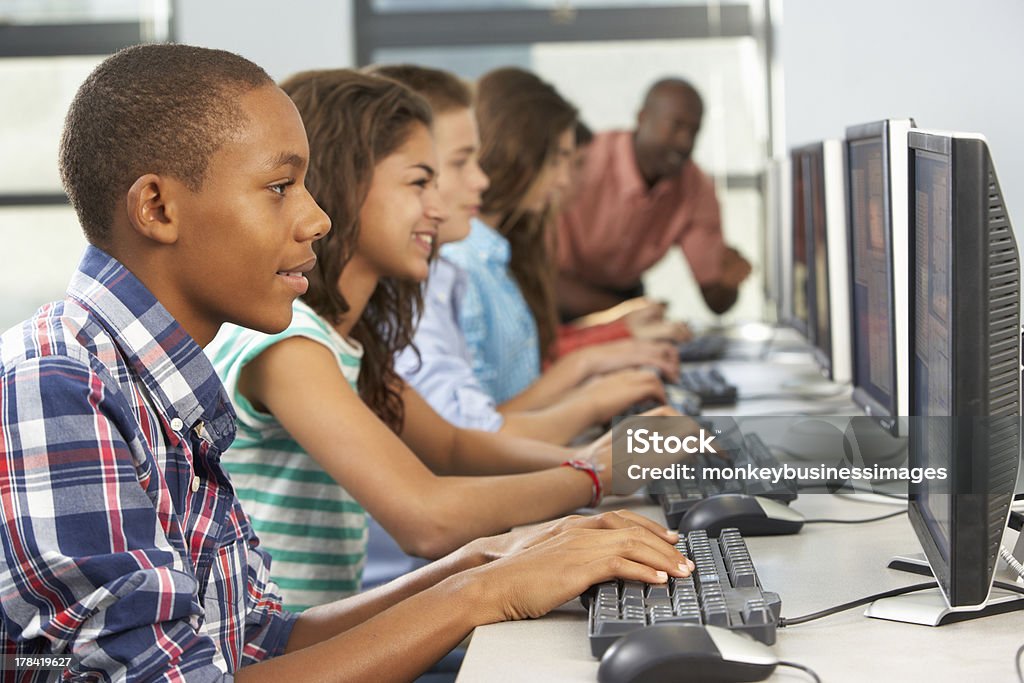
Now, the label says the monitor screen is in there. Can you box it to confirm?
[848,136,895,416]
[808,148,832,366]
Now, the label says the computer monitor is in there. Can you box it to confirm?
[764,157,791,323]
[845,119,914,435]
[788,148,810,338]
[796,140,852,384]
[866,130,1022,626]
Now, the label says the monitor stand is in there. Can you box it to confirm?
[865,530,1024,626]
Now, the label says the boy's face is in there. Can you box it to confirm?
[435,108,489,245]
[170,84,330,342]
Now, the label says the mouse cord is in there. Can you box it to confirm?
[778,582,937,627]
[1015,642,1024,683]
[776,660,822,683]
[780,580,1024,628]
[802,509,907,524]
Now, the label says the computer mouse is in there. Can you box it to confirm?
[678,494,804,537]
[598,623,777,683]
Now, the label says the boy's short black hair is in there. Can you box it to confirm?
[59,43,273,245]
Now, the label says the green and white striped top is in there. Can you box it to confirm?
[206,299,367,612]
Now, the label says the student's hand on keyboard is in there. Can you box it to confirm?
[468,510,691,564]
[466,519,694,622]
[628,319,693,343]
[578,405,694,493]
[579,368,668,423]
[619,299,668,326]
[607,408,703,495]
[574,339,680,383]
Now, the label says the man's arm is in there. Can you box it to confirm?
[699,246,751,314]
[555,270,634,319]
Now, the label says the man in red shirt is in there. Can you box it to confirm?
[557,78,752,318]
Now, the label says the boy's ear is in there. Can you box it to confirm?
[125,174,180,245]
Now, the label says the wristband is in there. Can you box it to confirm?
[562,459,604,508]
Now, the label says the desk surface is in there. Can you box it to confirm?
[458,334,1024,682]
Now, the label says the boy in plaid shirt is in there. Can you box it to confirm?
[0,44,689,682]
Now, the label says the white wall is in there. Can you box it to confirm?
[174,0,355,81]
[780,0,1024,229]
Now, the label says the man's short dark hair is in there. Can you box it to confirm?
[642,77,704,115]
[59,43,273,244]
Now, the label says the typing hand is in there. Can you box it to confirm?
[575,339,680,383]
[619,299,668,326]
[466,521,693,622]
[582,405,687,493]
[578,368,668,424]
[608,407,701,495]
[469,510,689,561]
[628,319,693,343]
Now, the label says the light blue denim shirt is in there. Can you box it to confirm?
[395,256,504,431]
[440,218,540,403]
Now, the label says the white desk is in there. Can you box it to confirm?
[457,335,1024,682]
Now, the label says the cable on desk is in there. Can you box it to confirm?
[778,582,938,627]
[803,509,907,524]
[795,483,907,501]
[1015,642,1024,683]
[780,580,1024,628]
[777,660,822,683]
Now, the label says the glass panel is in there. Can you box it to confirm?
[0,206,87,332]
[375,37,767,174]
[534,37,766,174]
[372,0,745,12]
[0,56,102,194]
[0,0,165,24]
[373,45,532,79]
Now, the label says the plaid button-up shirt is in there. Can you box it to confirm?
[0,246,296,681]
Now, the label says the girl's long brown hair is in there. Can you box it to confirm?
[281,69,432,433]
[474,67,577,361]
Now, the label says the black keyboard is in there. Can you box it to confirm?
[656,433,799,528]
[620,383,703,419]
[679,366,738,406]
[677,334,728,362]
[585,528,780,657]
